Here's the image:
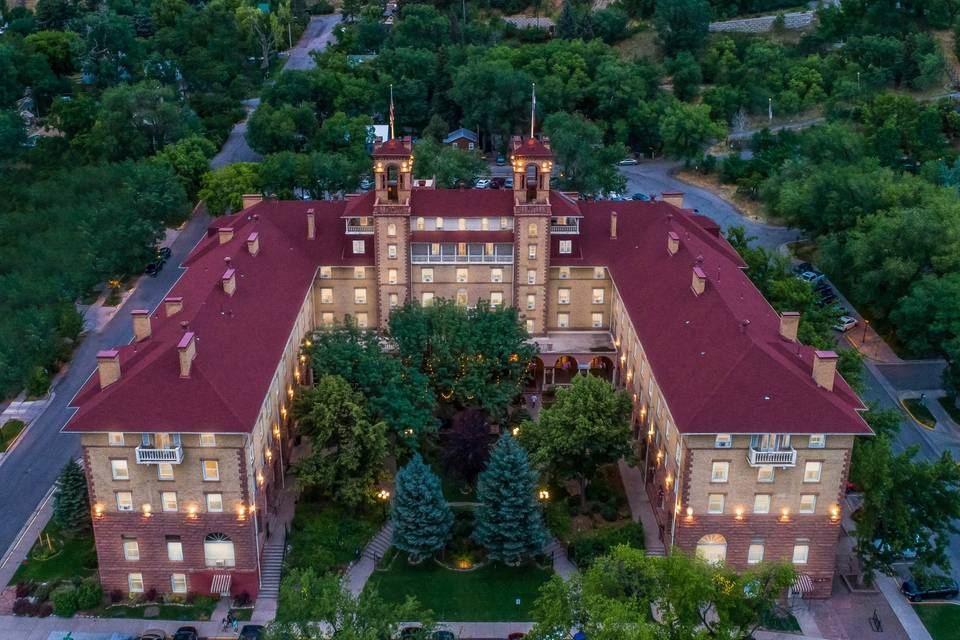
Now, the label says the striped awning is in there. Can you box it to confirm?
[211,573,231,596]
[792,573,814,594]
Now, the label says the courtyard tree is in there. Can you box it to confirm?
[391,454,453,563]
[473,434,548,565]
[521,374,632,508]
[442,408,493,488]
[659,100,725,162]
[153,134,219,199]
[292,375,388,508]
[52,458,91,534]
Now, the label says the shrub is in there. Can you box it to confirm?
[144,587,159,603]
[12,598,32,616]
[600,503,618,522]
[25,366,51,397]
[185,591,198,604]
[35,602,53,617]
[110,589,124,603]
[192,594,217,609]
[234,591,252,607]
[15,582,32,598]
[32,581,54,603]
[569,522,646,567]
[51,585,79,617]
[75,580,102,610]
[310,0,335,14]
[544,502,572,542]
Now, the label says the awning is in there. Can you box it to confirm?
[792,573,814,594]
[211,573,232,596]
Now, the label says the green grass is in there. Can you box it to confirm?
[938,396,960,425]
[914,603,960,640]
[231,607,254,621]
[99,602,217,620]
[903,398,937,428]
[0,419,25,452]
[367,555,552,621]
[284,498,385,574]
[761,608,802,632]
[10,524,97,585]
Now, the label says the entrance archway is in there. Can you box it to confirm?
[553,355,579,385]
[525,357,544,391]
[588,356,614,383]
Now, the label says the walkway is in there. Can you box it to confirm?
[617,459,666,556]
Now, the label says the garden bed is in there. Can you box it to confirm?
[0,419,26,452]
[914,603,960,640]
[902,398,937,428]
[284,496,386,574]
[97,599,218,620]
[10,524,97,585]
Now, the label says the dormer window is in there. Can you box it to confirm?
[715,434,732,448]
[436,217,444,229]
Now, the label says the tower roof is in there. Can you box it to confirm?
[511,136,553,159]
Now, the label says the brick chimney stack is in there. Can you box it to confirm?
[667,231,680,256]
[812,351,838,391]
[246,232,260,256]
[178,332,197,379]
[610,211,618,239]
[691,266,707,296]
[131,310,151,342]
[307,209,316,240]
[218,227,234,245]
[779,312,800,342]
[96,350,121,389]
[164,297,183,317]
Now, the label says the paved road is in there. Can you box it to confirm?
[209,97,262,170]
[0,213,211,558]
[874,361,947,391]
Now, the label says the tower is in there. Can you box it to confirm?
[372,136,413,328]
[511,134,553,335]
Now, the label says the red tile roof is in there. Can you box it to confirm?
[372,137,412,157]
[511,137,554,158]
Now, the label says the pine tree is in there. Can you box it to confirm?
[557,0,578,40]
[473,434,548,565]
[52,458,91,534]
[391,454,453,563]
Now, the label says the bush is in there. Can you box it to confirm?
[600,503,618,522]
[144,587,159,603]
[110,589,124,603]
[310,0,335,14]
[25,366,51,398]
[15,582,32,598]
[234,591,252,607]
[544,502,572,541]
[32,581,54,603]
[569,522,646,567]
[51,585,79,617]
[12,598,33,616]
[75,579,102,610]
[35,602,53,617]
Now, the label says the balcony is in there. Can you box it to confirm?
[136,446,184,464]
[550,224,580,234]
[346,224,374,234]
[411,254,513,264]
[747,448,797,467]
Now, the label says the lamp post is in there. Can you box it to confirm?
[862,318,870,346]
[376,488,391,518]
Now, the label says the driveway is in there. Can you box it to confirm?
[0,213,211,560]
[209,98,262,170]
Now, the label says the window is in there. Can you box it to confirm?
[352,240,365,254]
[559,267,570,279]
[157,463,174,481]
[456,268,468,283]
[747,542,765,565]
[421,268,434,283]
[387,223,397,237]
[354,288,367,304]
[128,573,144,593]
[714,434,732,448]
[491,268,502,283]
[356,312,368,328]
[799,494,817,514]
[206,493,223,513]
[456,218,466,231]
[757,465,775,483]
[320,288,333,304]
[528,244,537,259]
[388,293,399,309]
[116,491,134,511]
[199,433,216,447]
[696,534,727,565]
[558,289,570,305]
[416,217,425,230]
[559,240,572,254]
[422,292,434,307]
[204,533,236,568]
[161,491,178,512]
[557,313,569,328]
[792,543,810,564]
[111,459,129,480]
[527,294,536,310]
[527,270,536,285]
[319,266,332,279]
[122,537,139,561]
[202,460,220,481]
[711,462,729,483]
[707,494,725,514]
[490,292,503,308]
[753,494,771,514]
[593,267,605,279]
[591,312,603,328]
[591,288,604,304]
[353,267,365,279]
[167,536,183,561]
[435,217,444,229]
[525,319,535,333]
[388,244,398,259]
[675,442,682,465]
[808,434,826,448]
[456,289,468,306]
[803,461,822,483]
[500,217,510,230]
[388,268,398,285]
[108,432,124,446]
[321,312,334,325]
[481,217,490,231]
[171,573,187,594]
[528,223,538,238]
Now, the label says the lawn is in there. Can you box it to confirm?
[367,555,552,621]
[99,602,217,620]
[10,524,97,585]
[903,398,937,428]
[914,603,960,640]
[0,419,25,452]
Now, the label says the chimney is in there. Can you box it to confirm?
[222,268,236,296]
[667,231,680,256]
[241,193,262,209]
[662,192,684,208]
[691,266,707,296]
[246,232,260,256]
[779,311,800,342]
[131,309,151,342]
[218,227,234,244]
[164,296,183,317]
[178,332,197,379]
[96,350,121,389]
[610,211,618,239]
[812,351,838,391]
[307,209,316,240]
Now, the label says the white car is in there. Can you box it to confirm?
[618,158,639,166]
[833,316,858,332]
[475,178,491,189]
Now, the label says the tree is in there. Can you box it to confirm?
[391,4,449,50]
[659,101,725,161]
[473,434,548,564]
[556,0,578,39]
[237,0,289,72]
[52,458,90,534]
[24,30,79,75]
[654,0,711,56]
[247,102,317,154]
[391,454,453,563]
[543,111,627,196]
[442,409,493,487]
[421,114,449,142]
[521,374,632,508]
[292,375,388,508]
[0,109,27,164]
[413,138,485,188]
[153,135,218,199]
[78,9,141,87]
[666,51,702,102]
[199,163,261,215]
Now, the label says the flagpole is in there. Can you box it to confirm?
[389,84,395,140]
[530,83,536,139]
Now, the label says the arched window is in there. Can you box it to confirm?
[204,533,236,568]
[696,534,727,565]
[387,223,397,237]
[416,217,425,230]
[456,289,468,306]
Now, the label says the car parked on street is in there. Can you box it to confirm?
[144,262,162,277]
[504,177,513,188]
[173,626,198,640]
[495,154,506,166]
[475,178,491,189]
[631,192,650,201]
[901,576,958,602]
[618,157,639,166]
[833,316,858,332]
[797,271,825,285]
[139,630,168,640]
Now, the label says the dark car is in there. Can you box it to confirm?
[144,262,162,277]
[173,626,198,640]
[495,154,506,166]
[432,632,456,640]
[239,625,266,640]
[490,177,506,189]
[631,192,650,201]
[158,247,172,261]
[902,577,959,602]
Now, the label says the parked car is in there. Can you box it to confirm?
[158,247,172,261]
[793,261,813,274]
[432,632,456,640]
[631,192,650,201]
[490,177,506,189]
[618,157,639,166]
[816,293,837,306]
[359,177,374,191]
[475,178,491,189]
[833,316,858,332]
[504,177,513,188]
[495,154,506,166]
[173,626,199,640]
[239,625,265,640]
[797,271,825,285]
[144,262,162,277]
[607,192,625,201]
[139,630,169,640]
[901,576,958,602]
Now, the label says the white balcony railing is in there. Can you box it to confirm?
[346,225,374,234]
[136,446,184,464]
[550,224,580,234]
[747,448,797,467]
[411,254,513,264]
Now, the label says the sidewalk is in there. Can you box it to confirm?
[617,459,666,555]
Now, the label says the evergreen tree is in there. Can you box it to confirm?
[391,454,453,563]
[52,458,91,534]
[556,0,577,40]
[473,435,547,565]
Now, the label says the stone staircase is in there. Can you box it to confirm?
[362,521,394,561]
[259,544,285,598]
